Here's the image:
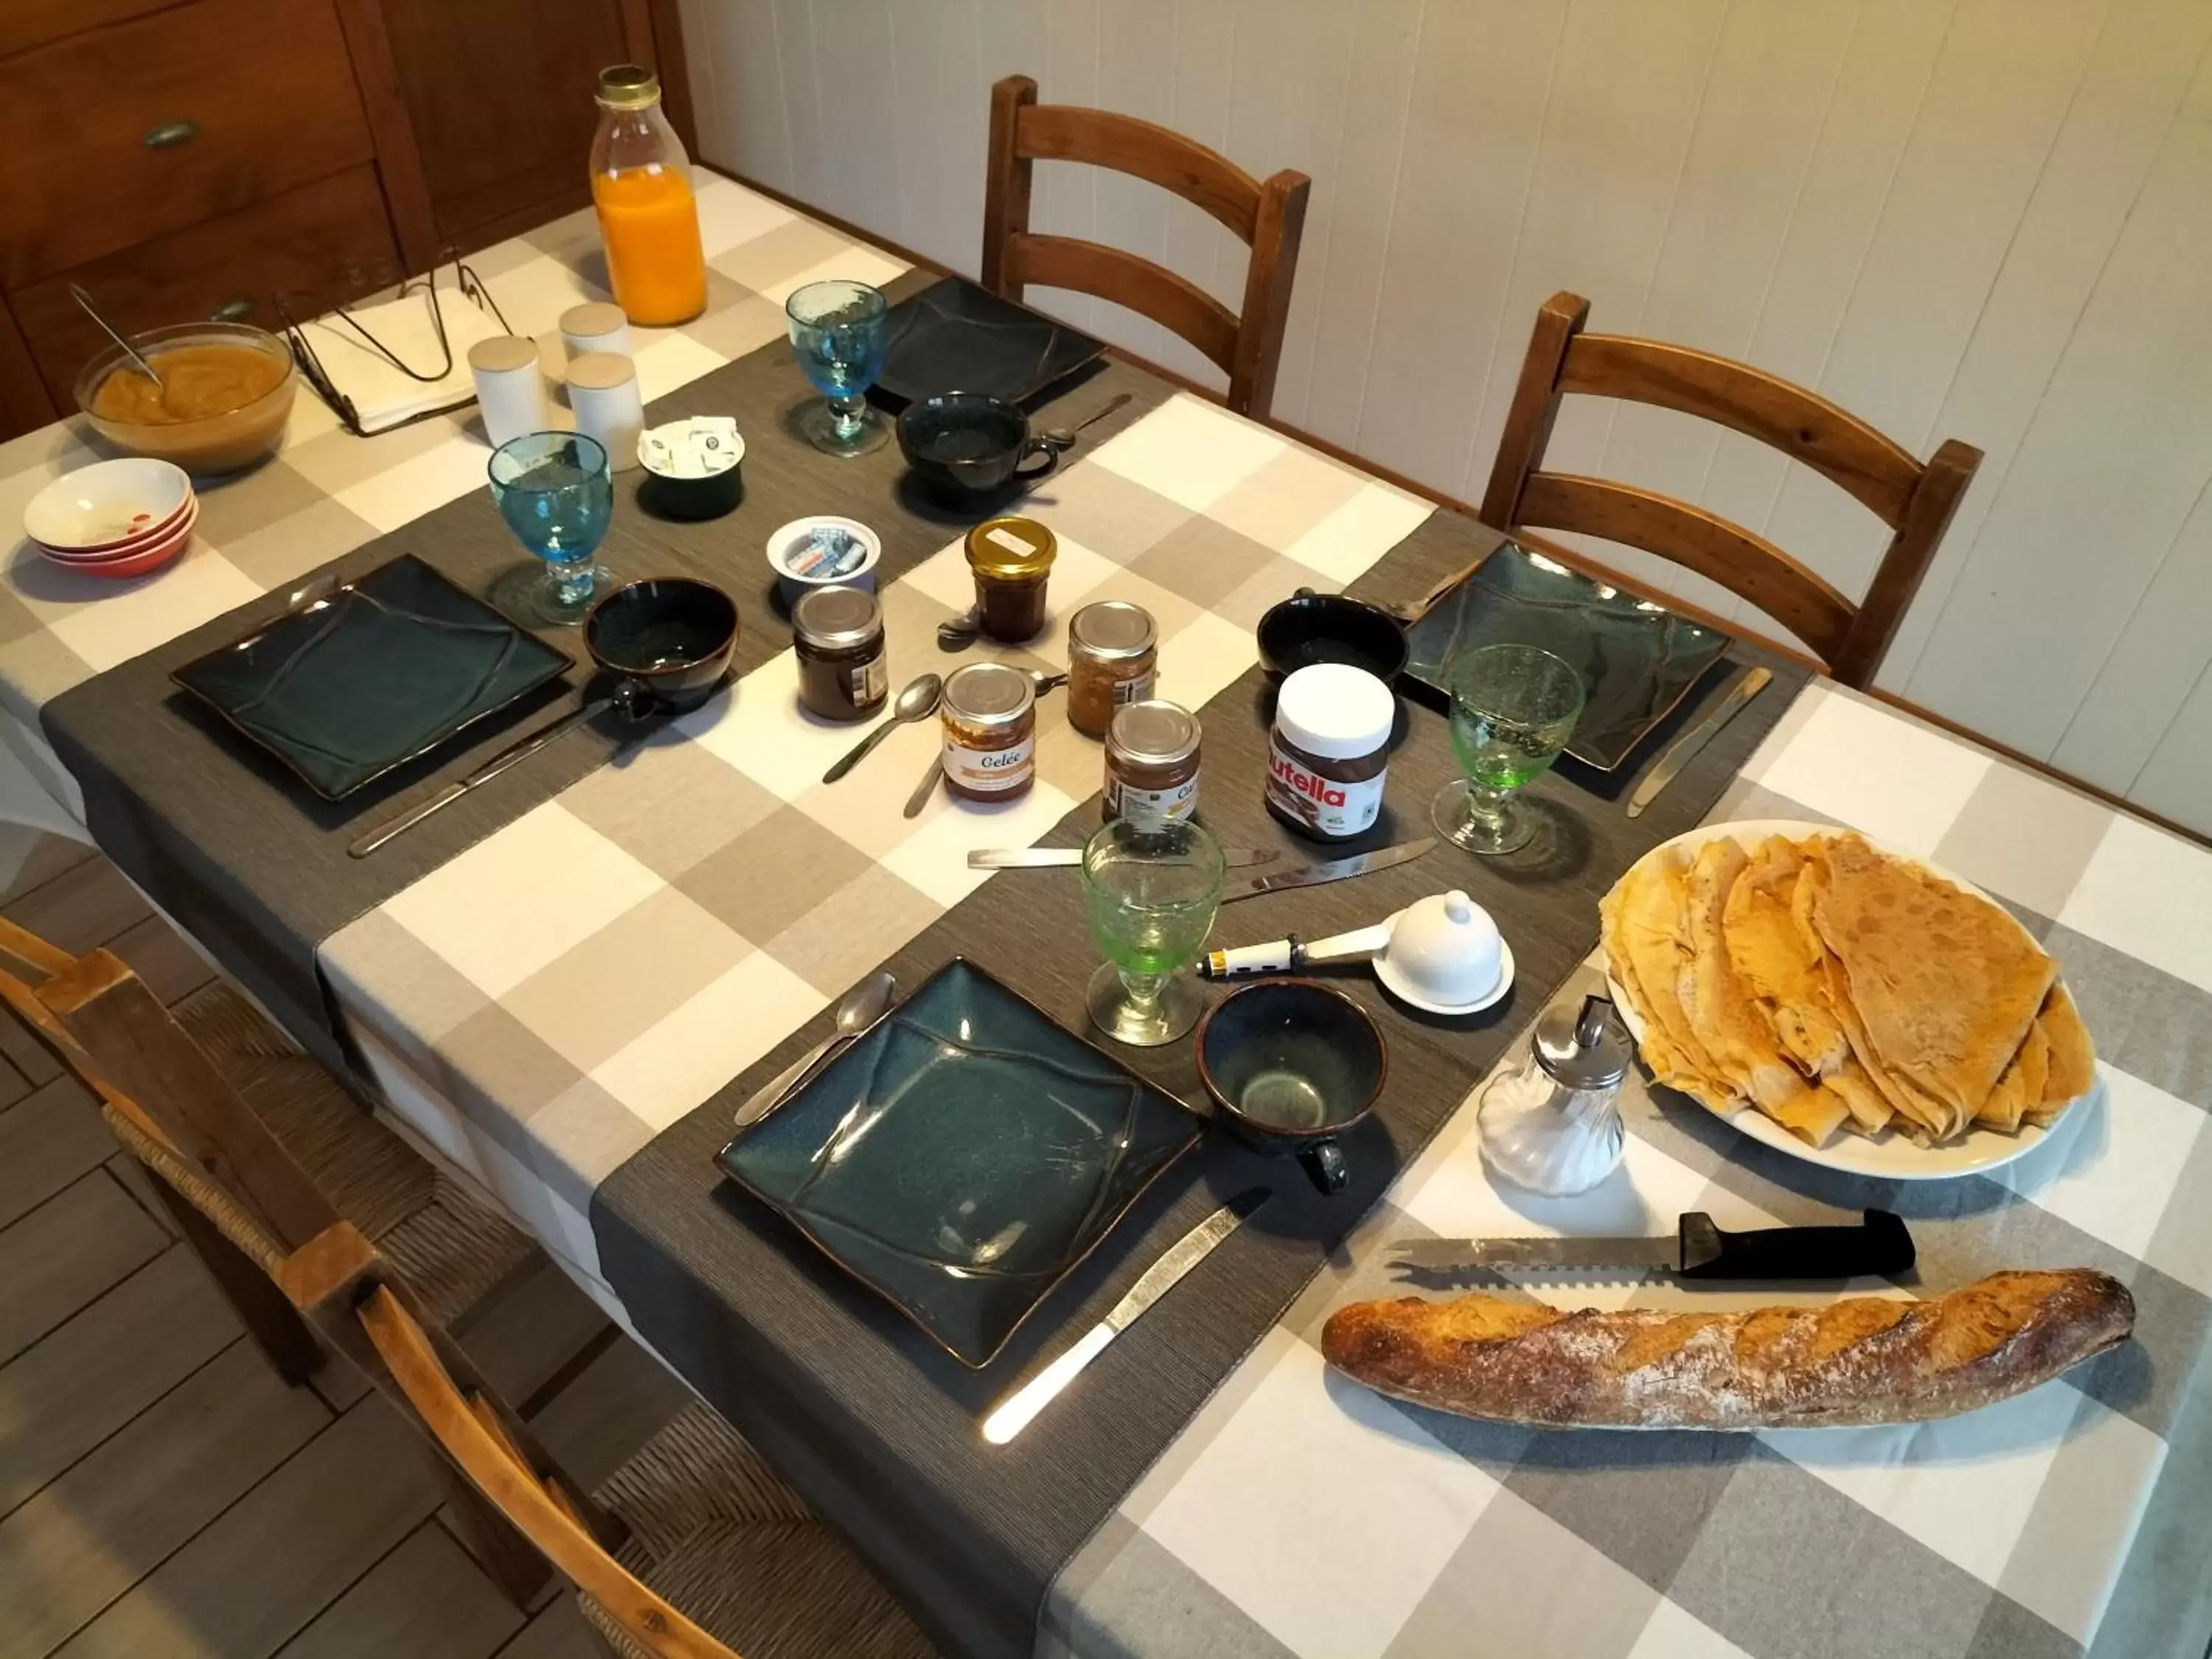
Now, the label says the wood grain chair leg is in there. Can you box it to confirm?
[439,1456,557,1610]
[150,1174,325,1386]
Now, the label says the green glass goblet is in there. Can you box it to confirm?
[1430,642,1585,855]
[1080,816,1226,1046]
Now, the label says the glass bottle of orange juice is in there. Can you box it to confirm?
[589,65,707,327]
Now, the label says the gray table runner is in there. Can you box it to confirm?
[37,271,1169,1073]
[590,505,1809,1658]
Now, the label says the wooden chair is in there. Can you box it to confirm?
[0,918,933,1658]
[981,73,1310,418]
[1479,291,1983,687]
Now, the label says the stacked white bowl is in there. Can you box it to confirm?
[21,458,198,580]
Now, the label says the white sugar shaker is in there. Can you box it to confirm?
[467,335,547,451]
[1478,994,1631,1196]
[560,299,633,362]
[567,351,646,473]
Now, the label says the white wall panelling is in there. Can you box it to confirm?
[684,0,2212,835]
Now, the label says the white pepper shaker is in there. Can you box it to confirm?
[566,351,645,473]
[467,335,546,451]
[560,299,633,362]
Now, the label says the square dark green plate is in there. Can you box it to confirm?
[1401,540,1733,771]
[873,277,1105,408]
[172,554,570,800]
[715,958,1202,1368]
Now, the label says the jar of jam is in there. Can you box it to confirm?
[964,515,1057,642]
[940,661,1037,801]
[1265,663,1394,841]
[1066,601,1158,738]
[1104,700,1200,825]
[792,586,887,721]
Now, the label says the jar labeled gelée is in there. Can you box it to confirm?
[1265,663,1394,841]
[964,515,1057,642]
[1103,700,1200,825]
[792,586,886,720]
[1066,600,1157,738]
[940,661,1037,800]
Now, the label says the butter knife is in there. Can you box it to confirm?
[1626,667,1773,820]
[1221,836,1433,904]
[983,1189,1267,1444]
[968,846,1281,870]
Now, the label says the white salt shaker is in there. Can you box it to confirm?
[467,335,546,451]
[1478,994,1631,1195]
[560,300,633,362]
[567,351,645,473]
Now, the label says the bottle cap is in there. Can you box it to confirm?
[1274,664,1395,760]
[596,64,662,109]
[1533,994,1630,1091]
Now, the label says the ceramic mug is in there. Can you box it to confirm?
[1196,980,1388,1194]
[897,392,1070,500]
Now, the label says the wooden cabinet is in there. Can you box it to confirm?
[0,0,692,442]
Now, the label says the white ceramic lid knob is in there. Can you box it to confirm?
[1445,891,1472,924]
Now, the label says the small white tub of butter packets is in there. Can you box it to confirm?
[767,515,881,605]
[638,417,745,520]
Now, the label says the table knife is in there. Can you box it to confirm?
[983,1189,1267,1445]
[1221,837,1434,904]
[967,846,1281,870]
[1627,666,1773,819]
[1390,1208,1913,1284]
[349,693,613,858]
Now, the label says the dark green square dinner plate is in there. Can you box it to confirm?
[172,554,570,800]
[1401,540,1733,771]
[716,958,1202,1368]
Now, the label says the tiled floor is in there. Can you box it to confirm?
[0,825,689,1659]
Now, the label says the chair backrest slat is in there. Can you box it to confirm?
[981,73,1310,417]
[1482,290,1982,686]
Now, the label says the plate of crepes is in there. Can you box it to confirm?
[1600,822,2096,1179]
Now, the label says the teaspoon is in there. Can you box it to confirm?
[823,672,942,784]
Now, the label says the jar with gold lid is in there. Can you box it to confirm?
[1103,700,1200,825]
[1066,601,1157,738]
[964,515,1057,642]
[792,586,886,721]
[940,661,1037,801]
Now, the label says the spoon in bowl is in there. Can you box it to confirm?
[823,672,942,783]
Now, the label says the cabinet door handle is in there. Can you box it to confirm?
[209,297,254,323]
[145,119,199,149]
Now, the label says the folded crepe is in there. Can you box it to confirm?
[1723,836,1849,1077]
[1679,839,1823,1124]
[1601,849,1733,1113]
[1806,834,2056,1139]
[2028,984,2096,1125]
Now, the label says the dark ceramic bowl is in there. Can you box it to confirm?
[1256,589,1409,681]
[897,391,1064,500]
[585,578,740,714]
[1196,980,1387,1194]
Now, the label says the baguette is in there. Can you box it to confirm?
[1321,1270,2132,1430]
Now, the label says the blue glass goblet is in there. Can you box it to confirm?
[786,279,891,457]
[488,431,615,626]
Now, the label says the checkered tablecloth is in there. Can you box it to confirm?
[5,173,2206,1659]
[1043,681,2212,1659]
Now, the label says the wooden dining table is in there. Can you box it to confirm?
[0,174,2205,1659]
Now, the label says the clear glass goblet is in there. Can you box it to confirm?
[1081,816,1226,1047]
[487,431,615,626]
[1430,642,1585,855]
[786,279,891,457]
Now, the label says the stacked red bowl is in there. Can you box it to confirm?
[21,458,198,580]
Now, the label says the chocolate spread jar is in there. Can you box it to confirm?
[1264,663,1394,841]
[792,585,886,720]
[964,515,1057,642]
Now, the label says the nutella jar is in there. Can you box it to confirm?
[792,586,887,721]
[1104,700,1200,825]
[940,661,1037,801]
[964,515,1057,642]
[1066,601,1157,738]
[1265,664,1394,841]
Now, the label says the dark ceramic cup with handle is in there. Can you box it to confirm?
[1197,979,1388,1194]
[897,391,1070,501]
[584,577,740,714]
